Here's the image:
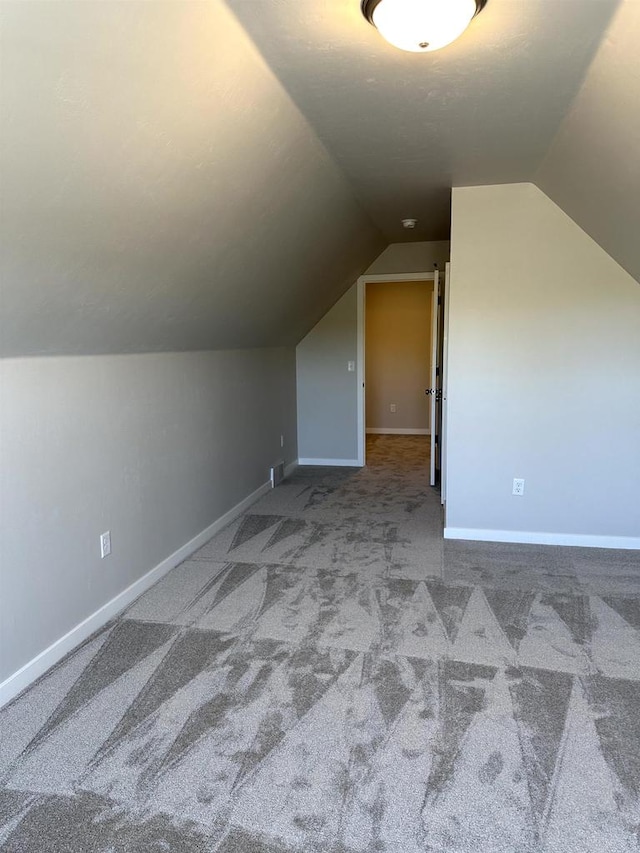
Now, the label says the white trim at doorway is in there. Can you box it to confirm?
[298,458,361,467]
[356,271,436,467]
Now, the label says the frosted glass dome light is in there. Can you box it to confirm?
[361,0,487,53]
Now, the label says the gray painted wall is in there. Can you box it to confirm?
[0,0,383,357]
[446,183,640,542]
[0,348,297,683]
[296,242,449,462]
[296,289,359,462]
[535,0,640,285]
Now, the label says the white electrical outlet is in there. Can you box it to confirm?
[390,403,397,413]
[100,531,111,558]
[512,478,525,496]
[347,361,355,372]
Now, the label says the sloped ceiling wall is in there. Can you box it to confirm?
[0,0,385,357]
[535,0,640,284]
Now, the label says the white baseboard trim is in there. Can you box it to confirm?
[298,458,362,467]
[444,527,640,550]
[284,459,299,478]
[366,428,431,435]
[0,479,272,709]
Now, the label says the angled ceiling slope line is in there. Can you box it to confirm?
[535,0,640,285]
[226,0,618,243]
[0,0,384,358]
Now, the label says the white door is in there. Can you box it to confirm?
[441,262,451,504]
[429,271,440,486]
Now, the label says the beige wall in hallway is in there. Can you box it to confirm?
[366,282,432,432]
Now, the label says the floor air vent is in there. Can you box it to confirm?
[270,461,285,487]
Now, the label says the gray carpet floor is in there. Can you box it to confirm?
[1,435,639,852]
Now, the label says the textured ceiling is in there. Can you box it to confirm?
[226,0,618,242]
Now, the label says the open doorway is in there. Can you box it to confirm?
[356,271,442,485]
[366,278,431,423]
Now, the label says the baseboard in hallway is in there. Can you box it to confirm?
[297,458,361,467]
[366,428,430,435]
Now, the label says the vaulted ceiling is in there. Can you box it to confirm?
[227,0,617,243]
[1,0,638,358]
[535,0,640,287]
[0,0,384,356]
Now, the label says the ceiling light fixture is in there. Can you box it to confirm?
[361,0,487,53]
